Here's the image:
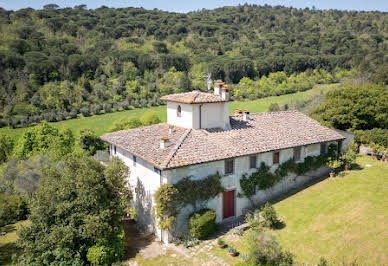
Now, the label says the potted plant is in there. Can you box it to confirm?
[228,245,237,257]
[326,159,342,177]
[341,150,358,171]
[217,238,226,248]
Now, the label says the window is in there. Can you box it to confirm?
[177,105,181,117]
[250,155,257,169]
[133,155,137,166]
[114,145,116,155]
[273,151,280,164]
[293,147,301,161]
[225,159,234,175]
[320,143,327,155]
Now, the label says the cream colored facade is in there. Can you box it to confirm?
[110,141,336,243]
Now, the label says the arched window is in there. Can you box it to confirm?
[177,105,181,117]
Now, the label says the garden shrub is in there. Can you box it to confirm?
[87,230,125,266]
[189,209,216,239]
[246,230,293,265]
[261,202,278,228]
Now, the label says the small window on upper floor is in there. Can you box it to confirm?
[177,105,182,117]
[225,159,234,175]
[293,147,301,162]
[273,151,280,164]
[320,143,327,155]
[250,155,257,169]
[133,155,137,166]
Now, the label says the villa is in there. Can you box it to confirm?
[101,80,345,243]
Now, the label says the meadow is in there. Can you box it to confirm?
[0,83,339,140]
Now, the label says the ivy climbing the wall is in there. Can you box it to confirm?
[240,144,337,205]
[154,172,224,230]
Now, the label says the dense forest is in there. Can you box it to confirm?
[0,4,388,127]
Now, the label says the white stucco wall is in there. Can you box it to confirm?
[166,102,194,129]
[110,145,167,240]
[166,101,230,129]
[200,102,230,129]
[164,143,325,238]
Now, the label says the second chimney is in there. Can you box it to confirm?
[221,84,229,101]
[160,136,170,149]
[243,109,250,121]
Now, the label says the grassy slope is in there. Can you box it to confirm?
[274,156,388,265]
[0,83,339,139]
[0,220,31,265]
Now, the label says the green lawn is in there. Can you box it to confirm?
[274,156,388,265]
[0,83,339,140]
[0,220,31,265]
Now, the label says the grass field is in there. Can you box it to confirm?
[0,83,339,140]
[0,220,31,265]
[123,155,387,265]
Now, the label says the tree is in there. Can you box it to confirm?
[79,129,106,155]
[43,4,59,9]
[140,111,161,126]
[0,133,14,163]
[19,157,131,265]
[13,122,74,160]
[310,83,388,130]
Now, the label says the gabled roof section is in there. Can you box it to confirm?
[160,90,227,104]
[101,111,345,170]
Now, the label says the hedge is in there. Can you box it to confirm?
[354,128,388,148]
[189,209,216,239]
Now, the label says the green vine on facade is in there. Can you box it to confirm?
[154,172,224,230]
[240,144,337,205]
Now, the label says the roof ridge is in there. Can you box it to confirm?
[162,128,192,168]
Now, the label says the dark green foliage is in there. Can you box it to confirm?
[0,5,386,127]
[354,128,388,148]
[246,230,293,265]
[240,150,336,202]
[0,194,28,227]
[310,83,388,131]
[79,129,106,155]
[86,230,125,265]
[18,157,131,265]
[261,203,278,228]
[0,133,14,163]
[189,209,216,239]
[154,172,224,230]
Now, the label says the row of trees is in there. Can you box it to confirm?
[1,4,388,126]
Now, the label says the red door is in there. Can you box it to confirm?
[223,190,235,219]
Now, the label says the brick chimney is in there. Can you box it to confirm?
[160,136,170,149]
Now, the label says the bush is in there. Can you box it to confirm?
[246,231,293,265]
[0,133,14,163]
[79,129,106,155]
[87,231,125,266]
[189,209,216,239]
[0,194,28,227]
[261,202,278,228]
[140,111,161,126]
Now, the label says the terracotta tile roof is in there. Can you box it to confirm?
[160,90,227,104]
[101,111,345,170]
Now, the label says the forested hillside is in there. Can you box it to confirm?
[1,4,388,127]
